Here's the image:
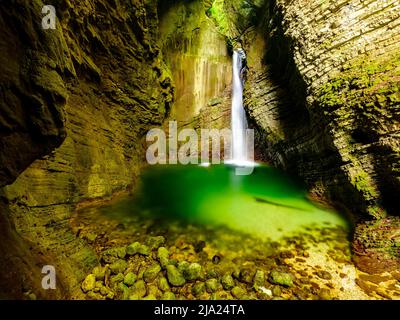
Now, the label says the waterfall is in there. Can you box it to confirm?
[230,49,248,164]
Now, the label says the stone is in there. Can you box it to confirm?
[123,272,137,286]
[161,292,176,300]
[231,286,246,299]
[268,270,294,287]
[158,277,170,292]
[82,274,96,293]
[143,263,162,282]
[166,265,186,286]
[145,236,165,249]
[205,278,219,293]
[221,273,235,290]
[132,280,147,298]
[109,259,128,274]
[191,282,206,296]
[183,263,202,281]
[101,247,126,263]
[137,244,151,256]
[126,242,141,255]
[253,270,265,288]
[316,270,332,280]
[110,273,124,285]
[92,265,106,281]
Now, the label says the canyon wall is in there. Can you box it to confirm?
[0,0,173,298]
[233,0,399,271]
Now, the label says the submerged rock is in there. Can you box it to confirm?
[158,277,170,292]
[101,247,126,263]
[192,282,205,296]
[166,265,186,286]
[92,265,107,281]
[109,259,128,274]
[183,263,202,281]
[161,292,176,300]
[123,272,137,286]
[143,263,161,282]
[268,270,294,287]
[157,247,170,268]
[205,278,219,293]
[145,236,165,250]
[221,273,235,290]
[82,274,96,293]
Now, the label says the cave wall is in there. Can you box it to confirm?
[158,0,232,125]
[236,0,399,271]
[0,0,173,298]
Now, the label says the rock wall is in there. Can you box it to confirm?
[0,0,173,298]
[158,0,232,125]
[236,0,399,271]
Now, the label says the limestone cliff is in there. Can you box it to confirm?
[0,0,173,298]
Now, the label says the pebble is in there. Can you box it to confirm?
[144,263,161,282]
[92,265,106,281]
[109,259,128,274]
[192,282,206,296]
[316,271,332,280]
[158,277,170,292]
[221,273,235,290]
[184,263,202,281]
[126,242,141,255]
[110,273,124,285]
[123,272,137,286]
[145,236,165,249]
[132,280,147,298]
[205,278,219,293]
[268,270,294,287]
[253,270,265,288]
[231,286,246,299]
[166,265,186,286]
[161,292,176,300]
[157,247,170,268]
[101,247,126,263]
[82,274,96,292]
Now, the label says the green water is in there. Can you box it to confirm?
[101,164,349,241]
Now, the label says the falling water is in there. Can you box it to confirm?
[231,49,248,163]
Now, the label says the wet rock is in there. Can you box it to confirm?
[126,242,141,255]
[92,265,106,281]
[144,263,161,282]
[192,282,206,296]
[221,273,235,290]
[123,272,137,286]
[177,261,190,273]
[184,263,202,281]
[158,277,170,292]
[205,278,219,293]
[101,247,126,263]
[138,244,150,256]
[316,271,332,280]
[143,294,157,300]
[110,273,124,285]
[132,280,147,298]
[239,268,255,284]
[148,284,161,297]
[145,236,165,250]
[166,265,186,286]
[319,288,332,300]
[272,286,282,297]
[268,270,294,287]
[109,259,128,274]
[82,274,96,293]
[117,282,130,300]
[231,286,246,299]
[157,247,170,268]
[161,292,176,300]
[253,270,265,288]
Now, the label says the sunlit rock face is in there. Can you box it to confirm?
[0,0,173,298]
[158,0,232,124]
[234,0,399,271]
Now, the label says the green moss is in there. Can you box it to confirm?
[207,0,230,37]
